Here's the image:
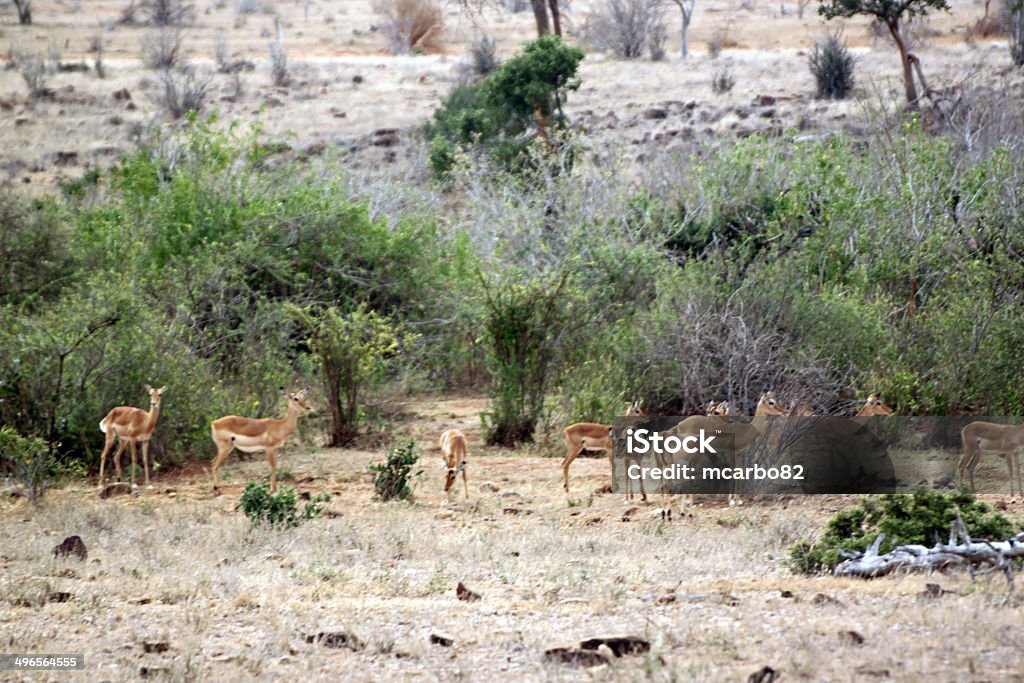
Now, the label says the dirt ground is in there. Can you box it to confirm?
[1,0,1021,191]
[2,394,1023,681]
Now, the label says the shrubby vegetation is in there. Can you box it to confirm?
[788,490,1019,574]
[2,34,1024,481]
[238,481,328,528]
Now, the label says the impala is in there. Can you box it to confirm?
[958,422,1024,500]
[755,391,786,417]
[561,401,643,493]
[440,428,469,499]
[98,384,167,489]
[210,388,312,494]
[855,393,894,417]
[787,399,814,417]
[666,411,763,506]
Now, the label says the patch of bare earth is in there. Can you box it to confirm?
[2,394,1023,680]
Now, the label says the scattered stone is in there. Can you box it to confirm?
[656,592,677,604]
[305,631,364,650]
[543,647,610,667]
[100,482,132,499]
[644,107,668,120]
[838,630,865,646]
[139,666,169,678]
[265,97,284,107]
[748,665,778,683]
[579,636,650,657]
[812,593,844,607]
[479,482,500,492]
[780,589,795,599]
[48,591,72,603]
[304,142,326,157]
[53,535,87,561]
[920,583,954,599]
[429,633,454,647]
[15,117,29,126]
[372,129,399,147]
[759,108,776,119]
[352,74,364,84]
[54,151,79,166]
[755,94,776,106]
[142,641,170,654]
[456,582,481,602]
[112,88,132,101]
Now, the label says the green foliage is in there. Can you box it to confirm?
[369,441,422,501]
[426,35,584,178]
[0,194,76,309]
[237,481,328,528]
[817,0,951,22]
[288,303,415,446]
[788,490,1019,574]
[809,32,856,99]
[0,426,71,503]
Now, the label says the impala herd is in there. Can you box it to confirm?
[95,385,1022,503]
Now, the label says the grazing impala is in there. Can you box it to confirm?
[958,422,1024,500]
[99,384,167,489]
[439,428,469,498]
[561,401,643,493]
[210,388,312,493]
[856,393,894,417]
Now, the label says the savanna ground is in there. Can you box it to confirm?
[2,395,1024,681]
[0,0,1022,190]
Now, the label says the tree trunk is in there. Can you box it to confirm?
[547,0,561,36]
[531,0,551,36]
[14,0,32,25]
[680,11,689,59]
[887,20,918,106]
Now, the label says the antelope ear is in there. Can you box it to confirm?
[297,388,308,398]
[145,384,153,392]
[157,386,167,394]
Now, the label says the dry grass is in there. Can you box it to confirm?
[2,395,1023,680]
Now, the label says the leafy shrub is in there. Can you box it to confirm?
[788,490,1018,574]
[809,31,856,99]
[0,427,77,503]
[369,441,422,501]
[238,481,328,527]
[426,35,584,179]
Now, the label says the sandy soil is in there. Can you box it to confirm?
[0,0,1020,191]
[2,394,1022,681]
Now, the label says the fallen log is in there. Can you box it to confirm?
[833,513,1024,590]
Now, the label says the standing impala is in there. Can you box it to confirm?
[561,401,643,493]
[210,388,312,494]
[99,384,167,489]
[439,428,469,498]
[958,422,1024,500]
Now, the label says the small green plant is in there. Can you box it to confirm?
[0,426,62,503]
[237,482,328,528]
[788,489,1018,574]
[369,441,422,501]
[809,31,856,99]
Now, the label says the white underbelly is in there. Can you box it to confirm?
[232,436,270,453]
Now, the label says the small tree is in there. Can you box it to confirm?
[288,304,413,447]
[369,441,422,501]
[809,31,856,99]
[0,427,54,503]
[12,0,32,24]
[818,0,950,106]
[670,0,696,59]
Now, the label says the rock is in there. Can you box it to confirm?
[305,631,364,650]
[48,591,72,603]
[479,482,500,492]
[579,636,650,657]
[543,647,610,667]
[142,641,170,654]
[748,666,778,683]
[53,535,87,561]
[755,94,776,106]
[838,630,865,646]
[456,582,481,602]
[352,74,364,84]
[429,633,454,647]
[112,88,132,101]
[644,107,668,120]
[780,589,795,599]
[100,482,132,499]
[812,593,844,607]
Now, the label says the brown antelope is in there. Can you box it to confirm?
[98,384,167,489]
[707,401,741,416]
[755,391,786,417]
[787,399,814,417]
[666,412,763,506]
[439,428,469,498]
[210,388,312,494]
[561,400,643,493]
[855,393,894,417]
[958,422,1024,500]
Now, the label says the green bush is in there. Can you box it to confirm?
[0,426,79,503]
[788,490,1019,574]
[426,35,584,179]
[237,482,328,528]
[369,441,422,501]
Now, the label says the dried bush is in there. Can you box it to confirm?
[157,66,211,119]
[457,35,500,85]
[141,0,194,25]
[143,25,185,70]
[809,31,856,99]
[648,20,668,61]
[711,66,735,94]
[586,0,667,60]
[236,0,275,15]
[14,49,57,98]
[374,0,444,55]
